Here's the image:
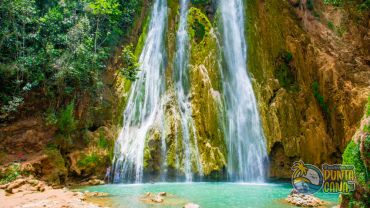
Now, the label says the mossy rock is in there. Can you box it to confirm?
[187,7,212,43]
[187,11,227,175]
[143,128,162,174]
[42,147,68,184]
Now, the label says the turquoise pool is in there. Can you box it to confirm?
[81,182,339,208]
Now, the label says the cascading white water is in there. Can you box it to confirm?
[173,0,203,182]
[112,0,167,183]
[219,0,268,182]
[112,0,267,183]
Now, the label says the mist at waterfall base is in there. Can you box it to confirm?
[111,0,268,183]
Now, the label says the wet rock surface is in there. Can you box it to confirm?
[285,191,325,207]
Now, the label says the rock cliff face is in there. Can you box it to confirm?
[0,0,369,183]
[245,0,370,178]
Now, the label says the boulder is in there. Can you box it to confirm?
[285,191,325,207]
[158,192,167,196]
[184,203,201,208]
[81,178,105,186]
[151,196,164,203]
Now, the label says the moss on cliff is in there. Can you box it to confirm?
[187,7,212,43]
[188,8,226,175]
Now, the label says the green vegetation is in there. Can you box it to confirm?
[187,7,211,43]
[191,0,209,5]
[120,45,140,81]
[327,21,335,30]
[0,0,142,122]
[44,146,66,168]
[342,140,367,185]
[43,146,68,183]
[364,97,370,159]
[77,152,100,167]
[358,0,370,10]
[57,102,77,136]
[312,81,330,117]
[53,102,77,150]
[324,0,343,6]
[98,133,109,149]
[274,51,296,91]
[342,138,369,208]
[307,0,315,10]
[192,19,206,42]
[364,124,370,134]
[324,0,370,10]
[0,163,21,185]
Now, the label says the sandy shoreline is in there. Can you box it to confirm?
[0,177,107,208]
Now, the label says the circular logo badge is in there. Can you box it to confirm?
[291,161,323,194]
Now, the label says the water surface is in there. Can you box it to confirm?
[81,182,339,208]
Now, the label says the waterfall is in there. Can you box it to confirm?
[219,0,268,182]
[112,0,167,183]
[112,0,267,184]
[173,0,203,182]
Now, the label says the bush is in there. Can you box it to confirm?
[0,163,21,185]
[53,102,77,149]
[57,102,77,135]
[77,153,100,167]
[120,45,140,81]
[342,140,367,185]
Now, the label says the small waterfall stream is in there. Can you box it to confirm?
[219,0,268,182]
[173,0,203,182]
[112,0,168,183]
